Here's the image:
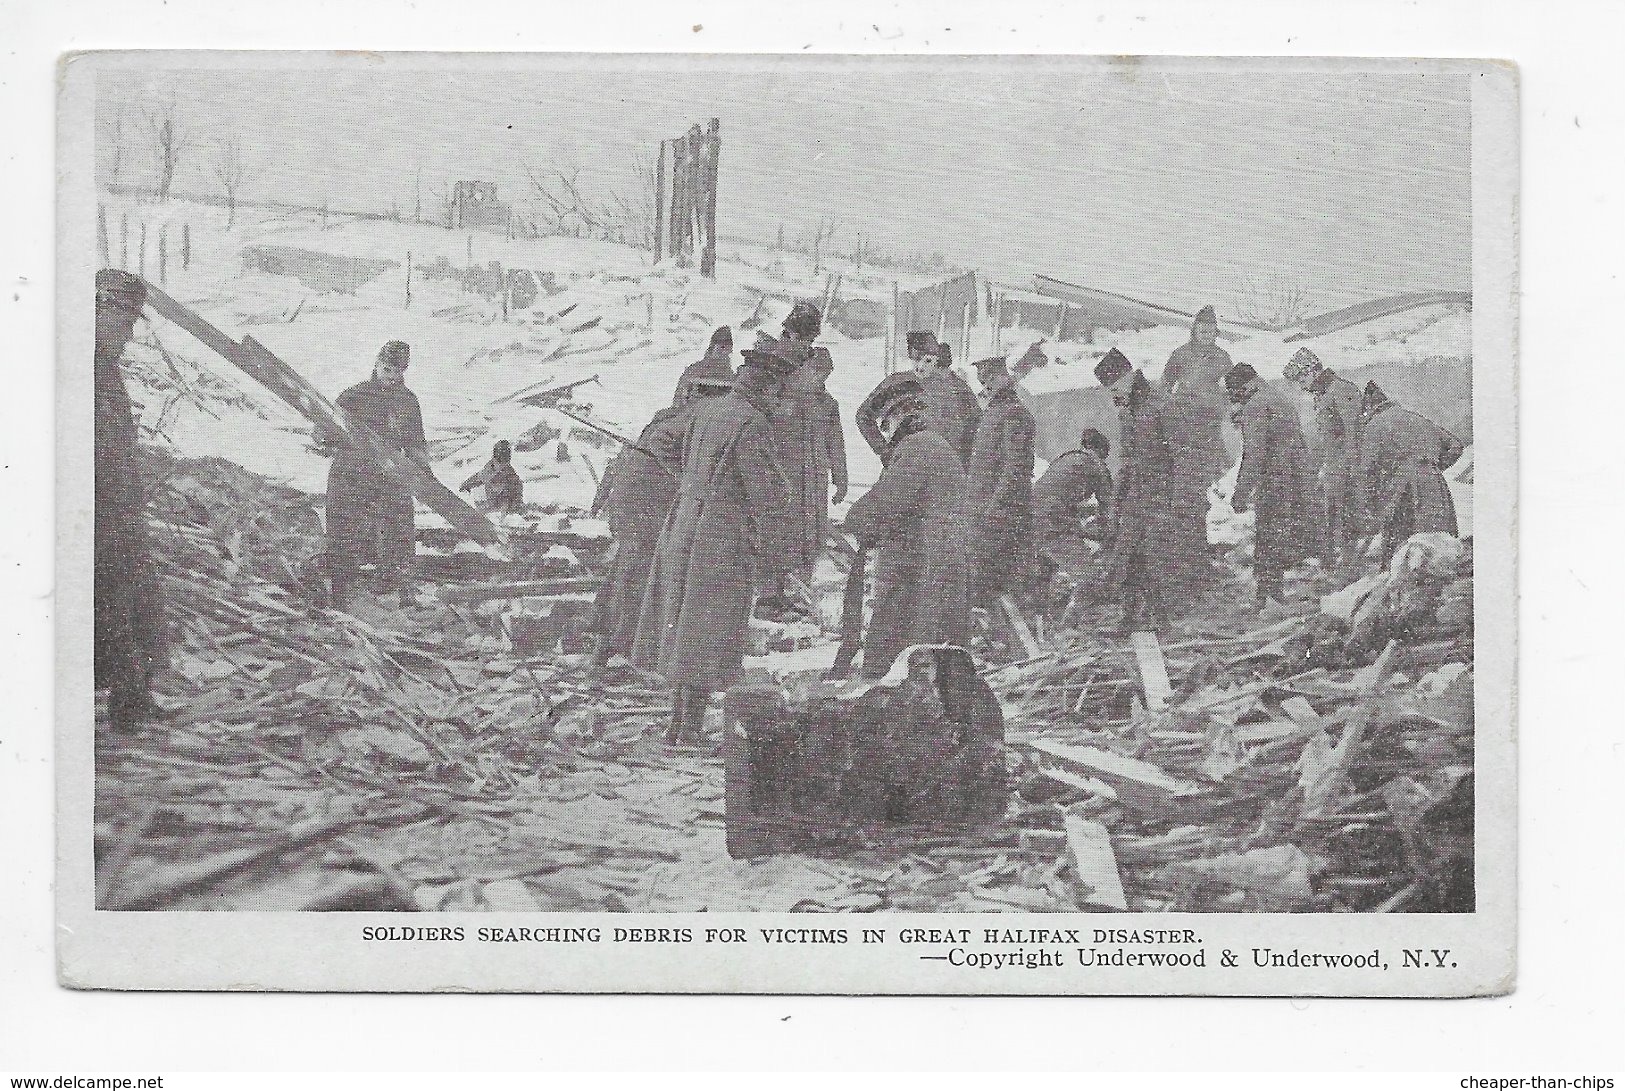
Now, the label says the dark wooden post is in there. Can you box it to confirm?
[97,206,110,267]
[653,139,667,263]
[668,137,686,260]
[701,118,720,278]
[405,251,412,308]
[182,222,191,269]
[138,221,147,278]
[158,226,168,284]
[120,213,129,268]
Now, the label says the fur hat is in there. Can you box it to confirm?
[1078,427,1110,458]
[1193,305,1217,326]
[1284,346,1323,382]
[782,300,823,342]
[377,340,411,368]
[1362,380,1393,414]
[1223,362,1260,396]
[905,331,937,356]
[1093,347,1133,386]
[740,343,798,379]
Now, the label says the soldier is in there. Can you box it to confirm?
[94,270,168,732]
[772,346,849,590]
[965,354,1037,610]
[458,440,524,515]
[856,331,980,467]
[676,326,735,396]
[1031,426,1114,582]
[1284,346,1365,566]
[632,343,795,744]
[587,370,732,672]
[317,340,429,608]
[1096,348,1182,632]
[1225,363,1325,612]
[1358,381,1466,559]
[843,379,972,678]
[1162,305,1234,576]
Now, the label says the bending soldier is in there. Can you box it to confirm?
[1225,363,1325,612]
[1031,426,1114,582]
[318,340,429,608]
[843,379,972,678]
[1358,381,1466,559]
[459,439,524,515]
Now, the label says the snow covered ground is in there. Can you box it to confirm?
[110,195,1473,541]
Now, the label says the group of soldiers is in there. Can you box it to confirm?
[92,267,1464,746]
[580,300,1466,743]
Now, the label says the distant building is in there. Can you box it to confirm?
[451,181,510,231]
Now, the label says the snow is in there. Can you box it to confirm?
[115,195,1472,545]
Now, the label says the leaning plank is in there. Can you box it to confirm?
[1024,738,1205,813]
[998,594,1044,659]
[141,282,503,549]
[1129,630,1173,710]
[1303,640,1400,816]
[1064,812,1128,910]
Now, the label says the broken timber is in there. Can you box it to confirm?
[997,594,1044,659]
[436,576,603,604]
[1024,738,1206,814]
[139,282,504,550]
[1129,630,1173,710]
[1064,812,1128,910]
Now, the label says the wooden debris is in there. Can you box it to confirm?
[1129,630,1173,710]
[1063,812,1128,910]
[998,594,1044,659]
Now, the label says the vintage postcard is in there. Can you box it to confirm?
[57,51,1516,994]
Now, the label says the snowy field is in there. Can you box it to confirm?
[107,195,1473,539]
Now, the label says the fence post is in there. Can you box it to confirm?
[653,140,667,264]
[1056,302,1069,340]
[405,251,412,308]
[182,222,191,269]
[97,206,110,267]
[120,213,129,268]
[961,302,971,366]
[646,293,654,330]
[889,282,900,375]
[158,226,168,284]
[466,234,473,266]
[700,117,720,278]
[138,222,147,278]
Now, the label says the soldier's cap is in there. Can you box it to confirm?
[1362,380,1393,412]
[739,344,799,379]
[1093,347,1133,387]
[377,340,411,368]
[905,331,938,355]
[1223,362,1260,394]
[708,325,734,351]
[873,378,928,424]
[1079,427,1110,457]
[1193,304,1218,326]
[808,345,835,371]
[783,299,823,341]
[970,354,1009,374]
[1284,346,1323,381]
[96,269,147,314]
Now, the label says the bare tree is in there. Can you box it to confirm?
[602,150,659,251]
[143,101,188,204]
[1234,274,1313,331]
[525,164,608,238]
[213,138,248,229]
[809,214,839,275]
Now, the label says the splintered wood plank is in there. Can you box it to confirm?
[1023,739,1206,812]
[1064,813,1128,910]
[998,595,1044,659]
[1129,630,1172,710]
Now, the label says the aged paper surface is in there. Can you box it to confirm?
[57,51,1516,994]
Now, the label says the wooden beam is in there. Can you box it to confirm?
[140,282,504,549]
[997,594,1043,660]
[653,139,666,263]
[1129,630,1172,710]
[1064,813,1128,910]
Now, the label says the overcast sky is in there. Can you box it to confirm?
[94,55,1473,311]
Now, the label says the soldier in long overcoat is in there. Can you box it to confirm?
[1358,382,1466,559]
[319,340,429,607]
[1097,348,1184,631]
[94,269,168,731]
[1162,305,1234,573]
[964,355,1037,607]
[843,380,972,678]
[1225,364,1326,608]
[1031,427,1114,580]
[772,346,849,586]
[1284,346,1365,564]
[632,346,795,742]
[586,372,732,669]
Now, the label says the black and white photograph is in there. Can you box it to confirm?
[54,50,1516,995]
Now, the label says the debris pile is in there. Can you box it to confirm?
[993,537,1475,913]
